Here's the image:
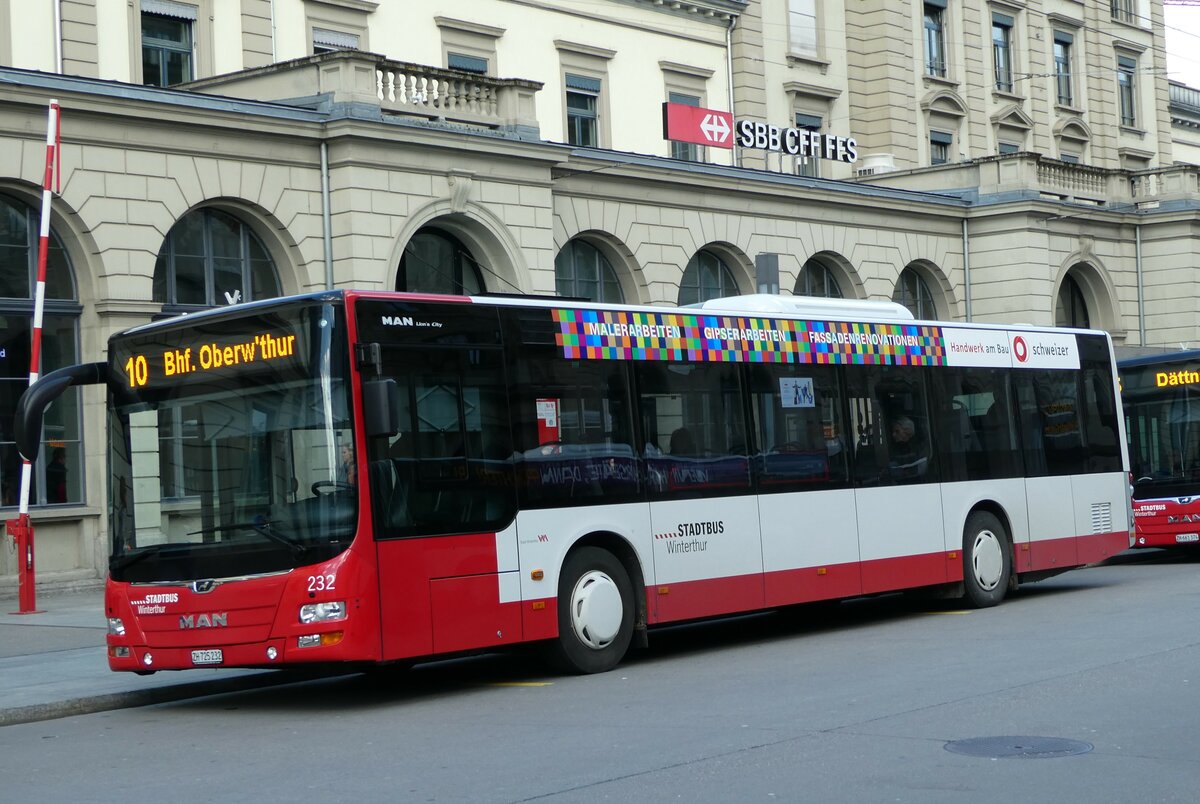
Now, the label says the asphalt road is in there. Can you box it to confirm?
[4,549,1200,803]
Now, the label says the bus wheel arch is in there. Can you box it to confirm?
[961,505,1014,608]
[549,535,643,673]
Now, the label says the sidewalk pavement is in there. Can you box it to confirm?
[0,588,310,727]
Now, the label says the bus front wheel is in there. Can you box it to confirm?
[550,547,634,674]
[962,511,1011,608]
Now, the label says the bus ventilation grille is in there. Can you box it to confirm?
[1091,502,1112,534]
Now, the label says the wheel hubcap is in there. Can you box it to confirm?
[569,570,623,650]
[972,529,1004,591]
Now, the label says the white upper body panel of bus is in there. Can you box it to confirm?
[467,291,1109,341]
[116,289,1110,346]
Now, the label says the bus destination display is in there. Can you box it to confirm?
[120,331,298,388]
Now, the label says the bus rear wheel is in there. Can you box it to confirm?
[962,511,1011,608]
[549,547,634,674]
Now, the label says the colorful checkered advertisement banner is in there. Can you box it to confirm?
[551,308,947,366]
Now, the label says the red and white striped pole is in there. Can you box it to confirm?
[8,99,61,614]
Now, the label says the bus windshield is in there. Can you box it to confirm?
[1122,357,1200,498]
[107,300,355,583]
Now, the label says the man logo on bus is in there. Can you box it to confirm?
[1013,336,1029,363]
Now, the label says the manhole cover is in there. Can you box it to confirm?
[944,736,1093,759]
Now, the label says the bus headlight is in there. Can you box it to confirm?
[299,601,346,624]
[107,617,126,636]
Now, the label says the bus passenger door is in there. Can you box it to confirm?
[359,324,523,661]
[847,367,947,594]
[750,362,863,605]
[638,361,764,623]
[1015,372,1079,570]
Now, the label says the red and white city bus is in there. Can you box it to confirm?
[1120,349,1200,548]
[17,291,1132,674]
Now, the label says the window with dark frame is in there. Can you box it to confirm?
[893,267,937,318]
[1111,0,1135,25]
[141,10,194,86]
[0,194,83,508]
[1053,32,1074,106]
[555,240,624,303]
[566,74,600,147]
[924,1,947,78]
[1055,273,1090,328]
[992,12,1014,93]
[1118,55,1137,127]
[930,130,952,165]
[795,257,842,298]
[152,208,281,311]
[398,229,484,296]
[679,250,738,305]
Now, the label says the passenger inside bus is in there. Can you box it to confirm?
[887,414,929,479]
[340,443,357,487]
[669,427,696,456]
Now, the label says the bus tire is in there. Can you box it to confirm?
[962,511,1011,608]
[549,546,634,674]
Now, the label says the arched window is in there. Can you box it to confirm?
[1056,273,1090,328]
[153,209,281,310]
[555,240,623,303]
[679,249,738,306]
[0,193,83,507]
[795,258,843,299]
[398,229,483,295]
[892,267,937,319]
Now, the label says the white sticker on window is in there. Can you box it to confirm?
[780,377,815,408]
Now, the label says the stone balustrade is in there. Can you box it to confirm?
[373,59,542,139]
[185,50,543,140]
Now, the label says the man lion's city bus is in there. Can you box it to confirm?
[1120,349,1200,548]
[16,291,1132,674]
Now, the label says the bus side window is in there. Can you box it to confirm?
[367,347,516,538]
[510,356,640,507]
[845,365,935,486]
[635,360,752,499]
[748,363,850,490]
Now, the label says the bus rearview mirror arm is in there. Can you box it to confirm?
[14,362,108,462]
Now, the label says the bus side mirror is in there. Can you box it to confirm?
[363,378,401,438]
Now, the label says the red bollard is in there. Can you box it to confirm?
[7,514,39,614]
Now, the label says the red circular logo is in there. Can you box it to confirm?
[1013,335,1028,363]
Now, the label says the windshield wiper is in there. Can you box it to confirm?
[110,546,158,572]
[189,519,308,554]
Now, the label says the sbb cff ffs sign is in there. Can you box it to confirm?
[662,102,858,164]
[662,102,735,149]
[736,121,858,164]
